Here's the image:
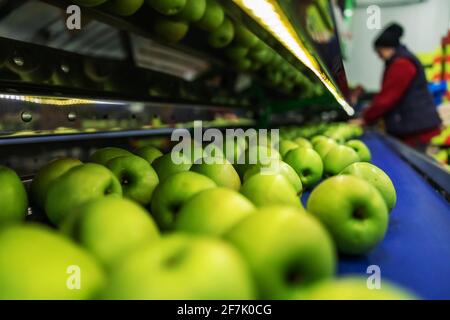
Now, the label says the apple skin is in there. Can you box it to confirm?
[0,225,105,299]
[61,197,160,267]
[311,135,329,147]
[45,163,123,225]
[226,46,249,61]
[152,152,192,181]
[105,0,144,16]
[0,166,28,226]
[174,0,206,22]
[307,175,389,255]
[153,16,189,43]
[279,140,299,158]
[340,162,397,211]
[150,171,216,230]
[225,206,336,299]
[284,147,323,189]
[294,277,415,300]
[294,137,313,149]
[135,145,163,164]
[89,147,133,166]
[313,138,338,159]
[240,173,301,208]
[146,0,186,15]
[31,158,82,209]
[243,160,302,195]
[234,24,258,48]
[323,145,360,176]
[345,140,372,162]
[235,145,281,179]
[103,234,256,299]
[208,18,235,48]
[175,187,255,236]
[196,0,224,31]
[105,155,159,205]
[191,157,241,191]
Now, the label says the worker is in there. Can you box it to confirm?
[352,23,442,150]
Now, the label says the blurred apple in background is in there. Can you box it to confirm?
[240,173,301,208]
[323,145,360,176]
[0,166,28,226]
[175,187,255,236]
[135,146,163,165]
[31,158,82,210]
[90,147,133,166]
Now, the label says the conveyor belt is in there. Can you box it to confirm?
[303,133,450,299]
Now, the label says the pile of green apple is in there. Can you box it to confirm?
[71,0,316,94]
[0,123,414,299]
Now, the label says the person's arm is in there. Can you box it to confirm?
[363,58,417,124]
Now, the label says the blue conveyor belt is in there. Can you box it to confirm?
[302,133,450,299]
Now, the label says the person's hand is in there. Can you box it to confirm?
[349,85,365,105]
[348,118,365,126]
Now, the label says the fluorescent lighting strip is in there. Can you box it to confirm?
[233,0,355,115]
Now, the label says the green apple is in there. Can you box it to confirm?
[196,0,224,31]
[311,135,329,147]
[61,197,159,267]
[294,137,313,149]
[225,206,336,299]
[135,145,163,164]
[235,145,281,178]
[89,147,133,166]
[243,160,302,195]
[146,0,186,15]
[103,234,256,299]
[152,152,192,181]
[31,158,82,209]
[153,16,189,43]
[340,162,397,211]
[191,157,241,190]
[307,175,389,255]
[279,140,299,158]
[240,173,301,208]
[0,225,105,299]
[250,45,273,64]
[323,145,360,176]
[295,277,415,300]
[284,147,323,189]
[346,140,372,162]
[105,0,144,16]
[208,18,235,48]
[226,46,249,61]
[175,187,255,236]
[150,171,216,229]
[73,0,107,6]
[174,0,206,22]
[232,58,252,71]
[234,24,258,48]
[313,138,338,159]
[0,166,27,226]
[105,155,159,205]
[45,163,122,225]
